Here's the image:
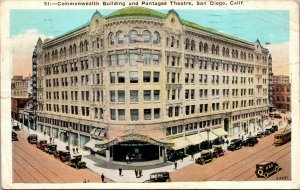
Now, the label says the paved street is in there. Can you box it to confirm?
[171,128,291,181]
[12,130,111,183]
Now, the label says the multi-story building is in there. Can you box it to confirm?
[268,54,274,106]
[35,7,269,163]
[272,75,291,111]
[11,76,32,121]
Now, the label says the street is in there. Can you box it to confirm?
[12,130,110,183]
[171,128,291,181]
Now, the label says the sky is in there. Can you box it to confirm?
[10,9,290,76]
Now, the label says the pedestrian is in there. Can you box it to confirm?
[72,147,75,154]
[76,147,79,153]
[135,169,138,178]
[139,169,142,177]
[190,153,194,161]
[174,161,177,170]
[181,154,184,162]
[83,179,87,183]
[50,137,52,143]
[119,168,122,176]
[101,173,105,183]
[87,180,90,183]
[226,139,229,145]
[126,154,130,164]
[44,131,46,136]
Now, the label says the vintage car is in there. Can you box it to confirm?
[271,125,278,132]
[27,134,38,144]
[227,139,242,151]
[256,131,265,138]
[44,144,57,154]
[167,151,184,162]
[12,131,18,141]
[195,151,213,165]
[212,146,225,158]
[264,129,272,136]
[54,150,71,162]
[12,124,20,131]
[144,172,171,183]
[242,136,258,147]
[255,161,281,178]
[69,155,86,169]
[36,140,48,150]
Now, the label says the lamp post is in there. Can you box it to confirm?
[205,128,211,149]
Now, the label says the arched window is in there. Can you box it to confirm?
[248,53,250,60]
[226,48,229,57]
[240,51,243,59]
[129,30,138,43]
[60,48,63,57]
[171,36,175,47]
[204,43,208,53]
[73,44,76,54]
[117,31,124,44]
[143,30,151,43]
[64,47,66,56]
[191,40,195,51]
[55,50,58,59]
[80,42,84,52]
[222,47,225,56]
[96,37,100,48]
[153,31,160,44]
[108,32,114,45]
[166,37,169,46]
[216,45,219,55]
[185,38,190,50]
[199,42,203,52]
[243,52,246,60]
[211,44,215,54]
[232,49,235,58]
[84,40,89,51]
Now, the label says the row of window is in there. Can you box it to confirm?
[110,90,160,103]
[110,108,161,121]
[108,30,160,45]
[109,53,160,66]
[110,71,160,84]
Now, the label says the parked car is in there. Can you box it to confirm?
[167,151,184,162]
[54,150,71,162]
[227,139,242,151]
[36,140,48,150]
[44,144,57,154]
[271,125,278,132]
[264,129,272,136]
[12,131,18,141]
[255,161,281,178]
[12,124,20,131]
[69,155,86,169]
[212,146,225,158]
[273,114,282,119]
[195,151,213,165]
[144,172,171,183]
[27,134,38,144]
[256,131,265,138]
[242,136,258,147]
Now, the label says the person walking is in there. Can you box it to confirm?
[50,137,52,143]
[119,168,122,176]
[139,169,142,177]
[174,161,177,170]
[101,173,105,183]
[72,147,75,154]
[126,154,130,164]
[83,179,87,183]
[135,169,138,178]
[76,147,79,154]
[190,152,194,161]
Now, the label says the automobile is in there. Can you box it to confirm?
[273,114,282,119]
[144,172,171,183]
[36,140,48,150]
[271,125,278,132]
[68,155,86,169]
[242,136,258,147]
[167,151,184,162]
[264,129,271,136]
[12,131,18,141]
[195,151,213,165]
[212,146,225,158]
[44,144,57,154]
[54,150,71,162]
[255,161,281,178]
[12,124,20,131]
[27,134,38,144]
[256,131,265,138]
[227,139,242,151]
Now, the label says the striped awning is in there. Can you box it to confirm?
[212,128,228,137]
[185,134,206,145]
[168,137,191,150]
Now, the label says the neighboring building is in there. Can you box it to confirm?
[272,75,291,111]
[35,7,270,163]
[11,76,32,121]
[268,54,273,106]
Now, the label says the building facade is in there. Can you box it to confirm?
[35,7,269,163]
[272,75,291,111]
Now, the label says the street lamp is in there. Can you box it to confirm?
[205,128,211,149]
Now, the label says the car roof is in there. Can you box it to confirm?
[28,134,38,136]
[151,172,169,175]
[257,161,273,165]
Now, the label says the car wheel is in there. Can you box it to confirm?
[166,179,171,182]
[257,170,263,176]
[264,172,269,178]
[275,166,280,172]
[215,154,219,158]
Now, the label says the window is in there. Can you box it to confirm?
[117,31,123,44]
[143,31,151,42]
[129,30,138,43]
[129,54,138,66]
[154,90,160,101]
[143,72,151,83]
[118,109,125,120]
[109,55,116,66]
[117,54,126,66]
[175,106,179,116]
[130,72,138,83]
[130,109,139,121]
[110,72,115,83]
[153,72,160,82]
[118,90,125,102]
[144,109,151,120]
[144,90,151,101]
[154,108,160,119]
[110,91,115,102]
[143,54,151,65]
[109,32,114,45]
[168,107,173,117]
[110,109,116,120]
[153,54,159,65]
[130,90,138,102]
[153,31,160,44]
[117,72,125,83]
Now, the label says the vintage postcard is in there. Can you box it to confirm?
[1,0,299,189]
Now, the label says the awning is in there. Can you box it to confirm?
[85,139,104,152]
[199,131,218,141]
[186,134,206,145]
[212,128,228,137]
[168,137,191,150]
